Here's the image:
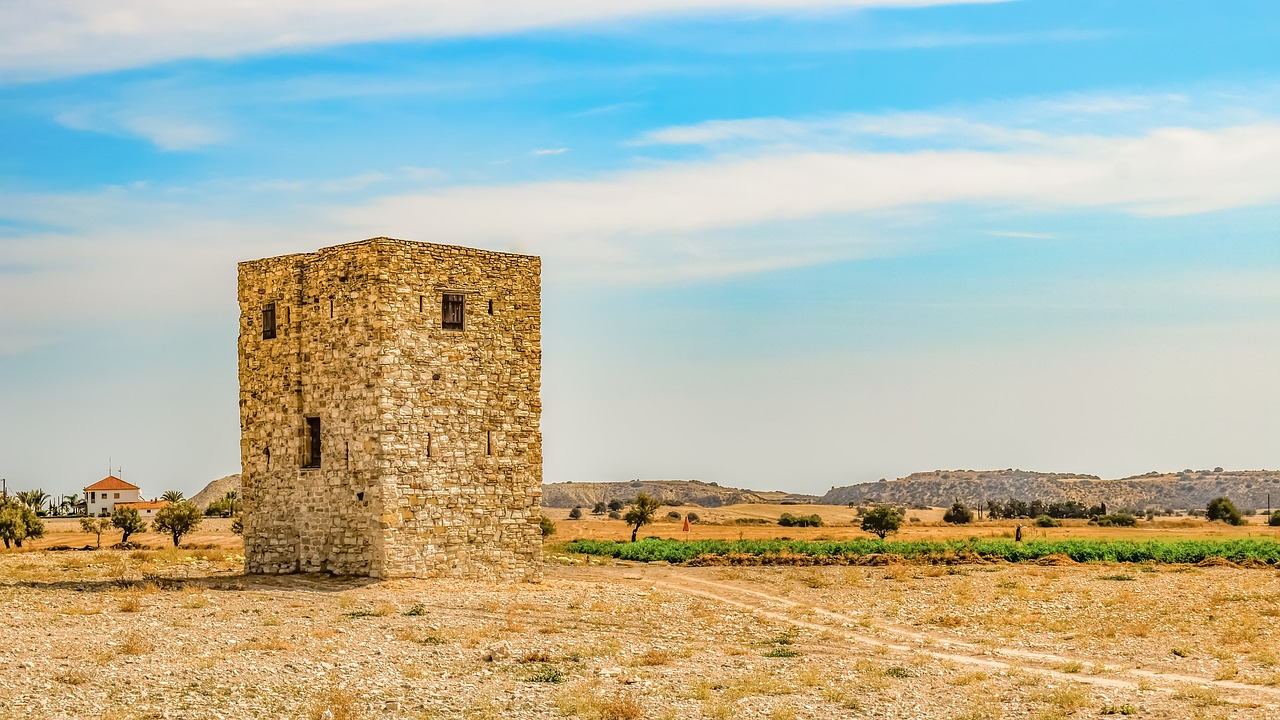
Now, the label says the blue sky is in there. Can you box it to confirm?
[2,0,1279,498]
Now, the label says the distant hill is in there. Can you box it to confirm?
[821,469,1280,512]
[542,480,819,509]
[191,474,240,510]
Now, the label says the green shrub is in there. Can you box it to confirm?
[763,647,800,658]
[568,507,583,520]
[526,665,565,683]
[1207,497,1246,526]
[686,512,700,523]
[1269,511,1280,527]
[943,502,974,524]
[666,511,682,520]
[733,518,769,525]
[778,513,823,528]
[1035,515,1060,528]
[860,505,903,539]
[538,515,556,536]
[1092,513,1137,528]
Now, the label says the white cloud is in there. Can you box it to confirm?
[56,107,226,150]
[0,0,1011,82]
[343,124,1280,253]
[532,148,570,156]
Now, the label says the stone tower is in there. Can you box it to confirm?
[237,237,542,580]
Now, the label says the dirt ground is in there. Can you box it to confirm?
[1,546,1279,719]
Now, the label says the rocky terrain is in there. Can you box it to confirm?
[2,548,1279,719]
[821,468,1280,512]
[190,473,240,510]
[541,480,818,509]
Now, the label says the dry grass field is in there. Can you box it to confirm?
[2,510,1279,719]
[545,504,1280,544]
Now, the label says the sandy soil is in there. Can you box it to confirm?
[1,547,1279,719]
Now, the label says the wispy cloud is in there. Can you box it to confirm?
[532,147,570,156]
[55,107,226,150]
[0,0,1013,82]
[346,124,1280,250]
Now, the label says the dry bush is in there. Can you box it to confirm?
[116,595,142,613]
[1033,685,1089,713]
[55,669,88,685]
[637,649,671,666]
[120,634,153,656]
[521,650,551,663]
[306,686,363,720]
[598,693,644,720]
[242,635,293,651]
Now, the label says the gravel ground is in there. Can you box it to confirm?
[1,549,1278,719]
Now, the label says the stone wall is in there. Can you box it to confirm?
[238,237,542,580]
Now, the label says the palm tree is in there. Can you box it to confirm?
[63,494,82,516]
[15,489,49,513]
[161,490,185,503]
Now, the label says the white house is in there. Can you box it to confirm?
[84,476,141,516]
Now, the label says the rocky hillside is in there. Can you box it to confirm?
[191,474,240,510]
[821,469,1280,512]
[542,480,818,509]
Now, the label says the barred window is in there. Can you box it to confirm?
[442,294,465,331]
[304,416,321,468]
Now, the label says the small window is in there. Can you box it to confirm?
[488,299,494,315]
[486,430,493,456]
[442,294,465,330]
[114,493,120,499]
[304,416,321,468]
[426,433,432,458]
[262,302,277,339]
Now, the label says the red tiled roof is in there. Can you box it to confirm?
[116,500,169,511]
[84,476,140,491]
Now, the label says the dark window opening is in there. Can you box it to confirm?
[488,299,494,315]
[426,433,432,458]
[486,430,493,456]
[419,295,424,312]
[262,303,277,339]
[356,491,365,502]
[442,294,465,330]
[329,298,334,318]
[264,447,270,470]
[345,441,350,468]
[304,416,321,468]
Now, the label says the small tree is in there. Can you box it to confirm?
[591,502,607,515]
[538,515,556,536]
[0,501,45,548]
[607,499,624,513]
[568,506,583,520]
[623,492,660,542]
[231,516,244,535]
[1269,510,1280,527]
[153,501,203,547]
[861,505,903,539]
[943,502,974,525]
[112,506,147,544]
[1206,497,1246,526]
[79,517,113,548]
[161,490,186,503]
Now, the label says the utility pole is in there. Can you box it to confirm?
[1,478,6,500]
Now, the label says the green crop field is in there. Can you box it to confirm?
[562,537,1280,565]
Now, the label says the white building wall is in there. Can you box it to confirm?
[85,488,141,516]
